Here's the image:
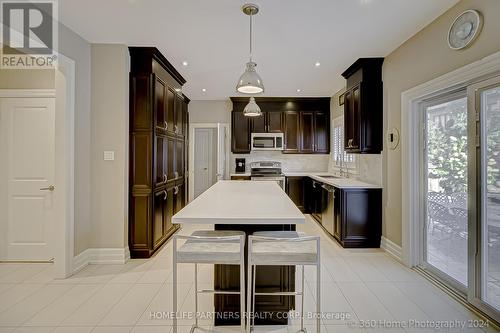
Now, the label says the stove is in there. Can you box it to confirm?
[250,161,285,190]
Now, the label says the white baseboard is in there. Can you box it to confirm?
[72,247,130,274]
[380,236,402,262]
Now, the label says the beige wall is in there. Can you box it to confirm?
[383,0,500,246]
[189,100,232,124]
[90,44,129,249]
[0,69,55,89]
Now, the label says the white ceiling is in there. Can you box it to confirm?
[59,0,459,100]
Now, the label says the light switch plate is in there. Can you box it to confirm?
[103,151,115,161]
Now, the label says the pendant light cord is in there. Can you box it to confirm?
[249,11,253,62]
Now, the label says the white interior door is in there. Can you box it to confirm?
[0,97,56,261]
[217,123,226,181]
[193,128,217,198]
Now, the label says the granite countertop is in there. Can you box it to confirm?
[172,181,305,225]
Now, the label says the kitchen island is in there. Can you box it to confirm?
[172,181,305,325]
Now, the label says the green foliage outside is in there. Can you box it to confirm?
[427,95,500,195]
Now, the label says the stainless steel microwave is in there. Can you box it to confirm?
[251,133,284,151]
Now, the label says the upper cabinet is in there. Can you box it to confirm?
[230,97,330,154]
[231,110,251,153]
[251,111,283,133]
[342,58,384,154]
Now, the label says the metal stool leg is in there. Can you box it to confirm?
[246,262,252,333]
[299,265,306,333]
[316,255,321,333]
[173,238,178,333]
[251,265,257,331]
[189,263,198,333]
[240,252,246,333]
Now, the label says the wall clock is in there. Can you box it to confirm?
[447,10,483,50]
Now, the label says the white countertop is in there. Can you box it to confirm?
[231,171,382,189]
[307,174,382,189]
[172,181,305,225]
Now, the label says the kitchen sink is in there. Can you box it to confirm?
[316,175,340,179]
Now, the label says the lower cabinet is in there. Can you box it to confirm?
[230,175,251,180]
[153,187,174,250]
[285,176,305,212]
[306,177,382,248]
[333,187,382,248]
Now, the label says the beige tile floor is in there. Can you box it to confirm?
[0,215,497,333]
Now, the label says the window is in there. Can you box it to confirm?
[332,116,356,169]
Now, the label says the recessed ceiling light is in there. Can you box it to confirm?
[296,89,301,92]
[315,62,321,67]
[182,61,188,66]
[202,88,207,92]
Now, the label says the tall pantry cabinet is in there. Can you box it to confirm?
[128,47,189,258]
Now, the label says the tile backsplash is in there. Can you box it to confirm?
[231,151,330,173]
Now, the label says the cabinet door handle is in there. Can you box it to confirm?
[163,174,167,183]
[174,186,179,195]
[163,190,167,200]
[164,121,168,130]
[174,171,179,178]
[174,125,178,134]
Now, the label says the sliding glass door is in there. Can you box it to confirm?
[468,77,500,319]
[422,93,469,291]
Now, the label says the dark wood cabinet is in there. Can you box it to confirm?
[153,188,174,249]
[299,112,315,153]
[285,176,305,212]
[175,139,184,179]
[314,111,330,153]
[267,111,283,133]
[231,111,251,153]
[174,94,184,137]
[283,111,300,153]
[166,88,175,133]
[230,98,330,154]
[251,111,283,133]
[129,47,189,258]
[334,187,382,248]
[307,176,382,248]
[251,112,267,133]
[342,58,383,154]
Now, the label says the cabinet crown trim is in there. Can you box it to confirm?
[341,57,384,79]
[129,47,187,85]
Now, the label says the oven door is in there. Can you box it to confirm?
[250,176,285,190]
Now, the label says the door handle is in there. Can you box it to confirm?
[40,185,55,191]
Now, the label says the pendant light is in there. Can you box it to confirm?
[236,4,265,94]
[243,97,262,117]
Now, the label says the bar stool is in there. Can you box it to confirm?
[173,230,246,333]
[247,231,320,333]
